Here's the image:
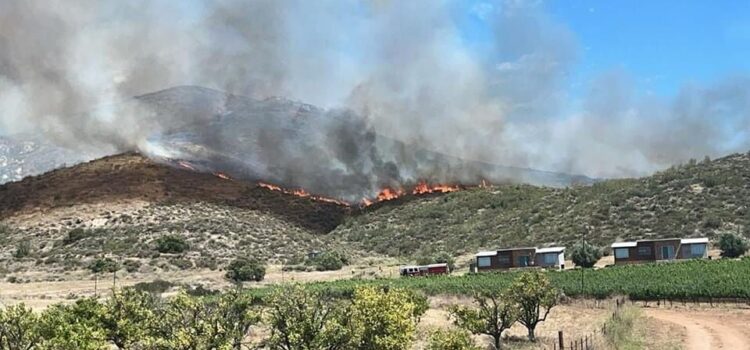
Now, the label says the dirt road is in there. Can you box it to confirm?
[645,308,750,350]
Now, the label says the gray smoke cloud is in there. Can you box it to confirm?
[1,0,749,195]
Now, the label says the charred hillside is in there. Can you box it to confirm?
[335,152,750,257]
[0,152,348,233]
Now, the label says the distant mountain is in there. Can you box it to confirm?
[0,135,94,183]
[0,86,596,198]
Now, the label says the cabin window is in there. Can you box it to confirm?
[614,248,629,259]
[689,244,706,257]
[661,246,675,260]
[543,253,557,265]
[637,246,651,256]
[477,257,491,267]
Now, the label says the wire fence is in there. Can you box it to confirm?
[540,298,627,350]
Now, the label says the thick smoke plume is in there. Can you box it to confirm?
[1,0,749,197]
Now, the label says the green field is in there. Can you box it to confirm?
[257,257,750,301]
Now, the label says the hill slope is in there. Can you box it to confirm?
[334,152,750,256]
[0,153,352,280]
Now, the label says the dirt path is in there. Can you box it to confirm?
[645,308,750,350]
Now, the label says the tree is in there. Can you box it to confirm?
[101,288,159,348]
[571,243,602,268]
[150,292,232,350]
[426,329,480,350]
[0,303,41,350]
[155,235,190,254]
[37,299,109,350]
[718,233,748,258]
[225,257,266,282]
[218,288,261,350]
[267,285,352,350]
[449,291,518,349]
[508,271,560,341]
[349,286,422,350]
[309,252,347,271]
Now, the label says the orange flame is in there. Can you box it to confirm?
[412,181,459,195]
[214,172,231,180]
[177,161,197,171]
[258,181,348,206]
[376,187,404,201]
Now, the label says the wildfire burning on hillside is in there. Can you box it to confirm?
[170,157,481,207]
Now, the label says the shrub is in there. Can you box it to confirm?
[133,279,175,294]
[122,259,142,273]
[225,258,266,282]
[169,258,193,270]
[427,329,480,350]
[63,228,90,245]
[88,258,119,274]
[13,241,31,259]
[154,235,189,254]
[571,243,602,268]
[308,251,347,271]
[718,233,748,258]
[350,286,421,350]
[703,216,722,229]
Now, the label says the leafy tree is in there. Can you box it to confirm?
[217,288,261,350]
[37,299,109,350]
[154,235,190,254]
[267,284,352,350]
[508,271,560,341]
[449,291,518,349]
[225,257,266,282]
[571,243,602,268]
[719,233,749,258]
[426,329,480,350]
[150,292,230,350]
[349,286,421,350]
[0,303,41,350]
[100,288,159,348]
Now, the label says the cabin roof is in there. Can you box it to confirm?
[536,247,565,253]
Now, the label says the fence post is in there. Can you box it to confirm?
[558,331,564,350]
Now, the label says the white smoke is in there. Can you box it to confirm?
[1,0,749,180]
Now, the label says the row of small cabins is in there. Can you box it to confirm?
[399,237,710,276]
[472,237,710,272]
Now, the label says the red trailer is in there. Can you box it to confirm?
[399,263,449,277]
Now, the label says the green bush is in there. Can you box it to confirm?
[427,329,480,350]
[308,251,347,271]
[63,228,90,245]
[571,243,602,268]
[719,233,748,258]
[88,258,119,274]
[133,279,175,294]
[123,259,142,273]
[225,258,266,282]
[154,235,190,254]
[13,241,31,259]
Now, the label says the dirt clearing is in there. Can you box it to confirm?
[645,308,750,350]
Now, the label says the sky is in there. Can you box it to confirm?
[545,0,750,97]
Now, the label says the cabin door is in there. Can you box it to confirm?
[517,255,531,267]
[661,246,675,260]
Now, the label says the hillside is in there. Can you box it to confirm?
[334,152,750,257]
[0,153,351,280]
